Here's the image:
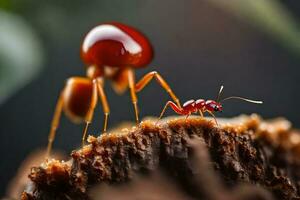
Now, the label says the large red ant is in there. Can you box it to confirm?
[46,22,181,157]
[157,86,263,125]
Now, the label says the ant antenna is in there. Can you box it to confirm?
[220,96,263,104]
[216,85,224,102]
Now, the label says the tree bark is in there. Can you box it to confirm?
[22,115,300,200]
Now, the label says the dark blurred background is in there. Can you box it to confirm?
[0,0,299,196]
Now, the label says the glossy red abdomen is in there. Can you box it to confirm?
[63,78,93,123]
[81,22,153,68]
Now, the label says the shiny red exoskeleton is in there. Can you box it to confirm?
[81,22,153,68]
[165,99,223,116]
[158,86,263,125]
[46,22,181,158]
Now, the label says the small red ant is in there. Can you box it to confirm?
[157,86,263,125]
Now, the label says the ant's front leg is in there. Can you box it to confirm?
[206,110,218,126]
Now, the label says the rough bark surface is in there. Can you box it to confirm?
[22,115,300,200]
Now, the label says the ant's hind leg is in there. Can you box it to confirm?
[96,78,110,133]
[156,101,172,125]
[156,101,183,125]
[158,101,172,120]
[46,90,64,158]
[135,70,181,108]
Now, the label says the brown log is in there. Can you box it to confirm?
[21,115,300,200]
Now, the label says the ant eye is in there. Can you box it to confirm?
[214,106,219,111]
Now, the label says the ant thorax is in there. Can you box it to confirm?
[195,99,205,110]
[182,100,197,114]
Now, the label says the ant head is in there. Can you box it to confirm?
[205,100,223,112]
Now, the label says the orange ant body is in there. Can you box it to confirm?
[158,86,263,124]
[46,22,181,157]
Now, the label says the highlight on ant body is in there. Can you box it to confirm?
[46,22,181,158]
[157,85,263,125]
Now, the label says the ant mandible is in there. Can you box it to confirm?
[46,22,181,157]
[157,85,263,125]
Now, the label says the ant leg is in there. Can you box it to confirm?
[185,114,190,122]
[96,78,110,133]
[156,101,183,124]
[206,110,218,126]
[199,110,204,118]
[82,122,90,146]
[158,101,172,121]
[82,80,98,146]
[156,101,171,125]
[46,90,64,158]
[128,69,139,125]
[135,71,181,108]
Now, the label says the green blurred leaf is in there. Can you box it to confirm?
[0,10,44,104]
[207,0,300,54]
[0,0,11,10]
